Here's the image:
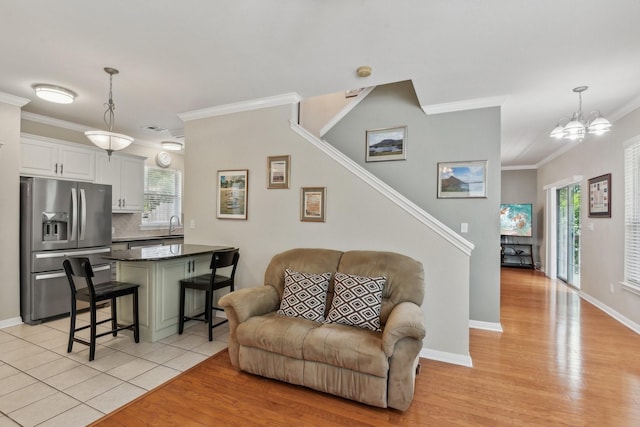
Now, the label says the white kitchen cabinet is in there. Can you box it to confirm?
[21,136,96,181]
[96,153,145,212]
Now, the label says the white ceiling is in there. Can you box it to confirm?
[2,1,640,167]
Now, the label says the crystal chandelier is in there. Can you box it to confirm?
[85,67,134,157]
[549,86,612,141]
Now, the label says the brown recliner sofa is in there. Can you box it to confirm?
[218,248,426,411]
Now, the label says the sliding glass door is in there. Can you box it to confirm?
[557,184,581,287]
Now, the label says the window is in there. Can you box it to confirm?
[624,140,640,291]
[142,166,182,227]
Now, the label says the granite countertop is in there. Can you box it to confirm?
[112,234,184,243]
[107,244,233,262]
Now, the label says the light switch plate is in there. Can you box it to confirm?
[461,223,468,233]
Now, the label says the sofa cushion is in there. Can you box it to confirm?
[236,312,320,360]
[277,269,331,322]
[325,272,385,332]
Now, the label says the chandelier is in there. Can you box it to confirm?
[85,67,134,157]
[549,86,612,141]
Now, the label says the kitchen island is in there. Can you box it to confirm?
[107,244,234,342]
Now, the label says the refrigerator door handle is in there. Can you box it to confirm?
[70,187,77,241]
[79,188,87,241]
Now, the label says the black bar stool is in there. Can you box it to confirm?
[63,257,140,361]
[179,248,239,341]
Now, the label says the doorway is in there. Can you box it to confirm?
[556,184,581,288]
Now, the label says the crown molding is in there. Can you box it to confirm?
[501,164,538,171]
[422,95,507,115]
[0,92,30,107]
[21,111,90,132]
[179,92,302,122]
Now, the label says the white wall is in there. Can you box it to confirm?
[183,104,472,359]
[538,105,640,326]
[0,99,26,326]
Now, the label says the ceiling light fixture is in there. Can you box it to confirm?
[161,140,183,151]
[549,86,612,141]
[33,84,76,104]
[84,67,134,158]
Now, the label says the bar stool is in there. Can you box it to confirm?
[63,257,140,361]
[179,248,239,341]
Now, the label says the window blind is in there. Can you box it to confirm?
[142,166,183,225]
[624,141,640,286]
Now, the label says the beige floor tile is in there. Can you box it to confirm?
[0,415,20,427]
[10,349,62,371]
[0,364,20,380]
[37,403,104,427]
[2,323,49,339]
[191,339,228,357]
[44,364,102,390]
[86,349,137,372]
[0,331,17,344]
[163,351,208,371]
[1,339,38,357]
[66,344,116,364]
[64,373,123,402]
[129,365,181,390]
[43,317,72,332]
[0,372,38,397]
[139,344,189,364]
[0,381,57,413]
[85,382,147,414]
[106,358,158,381]
[26,357,82,381]
[8,392,79,427]
[109,339,166,357]
[164,333,208,350]
[23,328,68,348]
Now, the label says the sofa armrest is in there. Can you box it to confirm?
[382,302,425,357]
[219,285,280,323]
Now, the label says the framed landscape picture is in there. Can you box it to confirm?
[365,126,407,162]
[300,187,326,222]
[217,169,248,220]
[588,173,611,218]
[437,160,488,198]
[267,155,290,189]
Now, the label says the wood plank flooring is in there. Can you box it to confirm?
[92,268,640,426]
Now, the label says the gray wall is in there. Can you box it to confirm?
[501,169,540,266]
[183,103,472,358]
[538,105,640,326]
[324,81,502,324]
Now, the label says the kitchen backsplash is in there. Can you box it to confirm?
[111,213,183,239]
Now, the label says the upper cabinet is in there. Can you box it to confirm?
[21,136,96,181]
[96,152,145,212]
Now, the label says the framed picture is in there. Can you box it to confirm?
[267,155,290,189]
[437,160,488,198]
[365,126,407,162]
[217,169,248,220]
[300,187,326,222]
[588,173,611,218]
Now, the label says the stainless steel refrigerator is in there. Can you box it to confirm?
[20,177,113,324]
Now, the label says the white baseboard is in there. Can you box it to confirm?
[0,317,23,329]
[469,320,503,332]
[420,348,473,367]
[577,290,640,334]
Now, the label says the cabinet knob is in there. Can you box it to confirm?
[55,163,58,174]
[61,164,63,174]
[123,198,125,207]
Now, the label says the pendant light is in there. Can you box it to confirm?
[549,86,612,141]
[85,67,134,157]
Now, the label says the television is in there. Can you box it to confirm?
[500,203,532,237]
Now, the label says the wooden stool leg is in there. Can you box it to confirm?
[133,289,140,343]
[89,303,97,362]
[178,283,186,335]
[111,297,118,337]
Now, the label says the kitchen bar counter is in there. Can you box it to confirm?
[112,234,184,243]
[110,244,235,342]
[107,244,232,262]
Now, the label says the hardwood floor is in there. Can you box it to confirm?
[93,268,640,426]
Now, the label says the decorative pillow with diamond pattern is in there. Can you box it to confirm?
[277,269,331,322]
[325,272,386,332]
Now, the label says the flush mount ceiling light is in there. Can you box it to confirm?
[84,67,134,158]
[356,65,372,78]
[33,84,76,104]
[549,86,612,142]
[161,140,183,151]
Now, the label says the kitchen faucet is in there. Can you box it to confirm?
[169,215,180,235]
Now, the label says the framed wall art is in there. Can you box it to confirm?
[300,187,326,222]
[588,173,611,218]
[365,126,407,162]
[267,155,290,189]
[217,169,248,220]
[437,160,488,198]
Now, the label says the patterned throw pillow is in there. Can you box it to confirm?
[325,272,386,332]
[277,269,331,322]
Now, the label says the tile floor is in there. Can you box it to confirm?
[0,308,228,427]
